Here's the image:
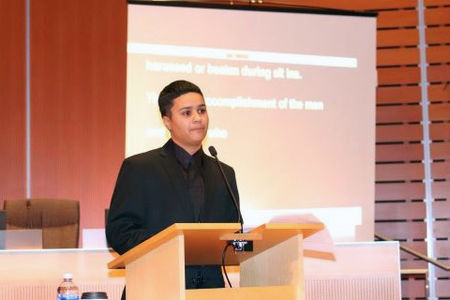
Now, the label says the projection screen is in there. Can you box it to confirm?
[126,2,377,242]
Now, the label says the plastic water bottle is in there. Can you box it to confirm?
[57,273,80,300]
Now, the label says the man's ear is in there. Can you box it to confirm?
[162,115,171,131]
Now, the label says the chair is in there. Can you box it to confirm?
[3,198,80,248]
[0,210,6,230]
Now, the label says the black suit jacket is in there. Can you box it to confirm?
[106,139,239,256]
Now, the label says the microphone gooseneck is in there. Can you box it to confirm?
[208,146,244,233]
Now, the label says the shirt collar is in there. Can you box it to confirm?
[172,140,204,170]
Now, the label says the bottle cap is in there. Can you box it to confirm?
[81,292,108,299]
[62,273,73,279]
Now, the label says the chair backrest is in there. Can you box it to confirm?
[3,199,80,248]
[0,211,6,230]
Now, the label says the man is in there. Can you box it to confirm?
[106,80,239,299]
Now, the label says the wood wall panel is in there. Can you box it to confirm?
[377,47,420,66]
[428,65,450,83]
[376,105,422,123]
[433,181,450,198]
[376,163,424,181]
[401,279,427,298]
[375,201,425,220]
[375,222,426,239]
[437,280,450,297]
[433,201,450,218]
[427,45,450,63]
[429,84,450,101]
[376,144,424,161]
[427,4,450,295]
[429,103,450,120]
[435,241,450,259]
[30,0,127,233]
[430,123,450,140]
[431,142,450,158]
[376,124,422,142]
[0,0,26,205]
[425,0,450,6]
[377,66,420,85]
[375,182,425,200]
[401,253,429,265]
[377,28,419,47]
[425,7,450,24]
[377,10,418,28]
[432,162,450,178]
[377,85,421,104]
[401,258,428,269]
[436,267,450,279]
[434,221,450,238]
[426,26,450,44]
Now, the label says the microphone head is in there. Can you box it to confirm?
[208,146,218,157]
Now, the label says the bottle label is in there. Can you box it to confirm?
[57,295,79,300]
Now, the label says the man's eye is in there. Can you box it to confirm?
[198,108,207,114]
[182,110,191,116]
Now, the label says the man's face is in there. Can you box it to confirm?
[163,92,209,154]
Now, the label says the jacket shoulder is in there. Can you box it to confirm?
[122,147,165,168]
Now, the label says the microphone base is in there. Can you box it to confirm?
[229,240,253,252]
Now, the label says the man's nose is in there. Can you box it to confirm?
[192,111,202,121]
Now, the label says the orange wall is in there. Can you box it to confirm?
[0,0,26,202]
[1,0,127,232]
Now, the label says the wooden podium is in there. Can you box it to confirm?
[108,222,324,300]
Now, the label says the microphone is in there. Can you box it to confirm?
[208,146,244,232]
[209,146,252,287]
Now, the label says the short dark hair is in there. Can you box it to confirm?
[158,80,203,117]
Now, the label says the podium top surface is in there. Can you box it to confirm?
[108,222,324,269]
